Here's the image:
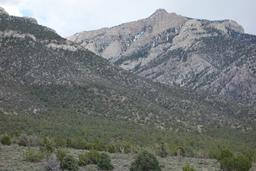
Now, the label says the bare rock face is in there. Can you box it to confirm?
[68,9,256,105]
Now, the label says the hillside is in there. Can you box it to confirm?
[0,7,256,170]
[69,9,256,105]
[1,7,255,131]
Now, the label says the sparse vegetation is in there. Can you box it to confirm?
[183,163,196,171]
[130,151,161,171]
[45,154,61,171]
[56,148,69,163]
[24,148,45,162]
[79,150,100,166]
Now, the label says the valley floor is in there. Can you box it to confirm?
[0,145,221,171]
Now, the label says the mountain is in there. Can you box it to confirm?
[68,9,256,105]
[0,7,256,134]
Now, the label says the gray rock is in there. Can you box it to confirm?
[68,9,256,105]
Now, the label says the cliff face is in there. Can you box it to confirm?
[69,9,256,105]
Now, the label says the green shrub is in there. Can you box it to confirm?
[60,155,79,171]
[183,163,196,171]
[234,154,252,171]
[56,148,69,162]
[216,149,252,171]
[97,153,113,170]
[43,137,55,153]
[107,144,116,153]
[79,152,90,166]
[1,135,11,145]
[92,141,106,151]
[130,151,161,171]
[24,148,44,162]
[216,149,234,171]
[69,138,89,149]
[242,150,255,163]
[218,149,234,160]
[79,150,100,166]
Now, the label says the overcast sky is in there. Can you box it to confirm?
[0,0,255,37]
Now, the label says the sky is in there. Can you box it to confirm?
[0,0,255,37]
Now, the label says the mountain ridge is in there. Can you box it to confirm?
[68,9,256,105]
[0,7,256,133]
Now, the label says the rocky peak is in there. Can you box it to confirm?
[150,9,168,17]
[0,7,8,15]
[69,10,256,105]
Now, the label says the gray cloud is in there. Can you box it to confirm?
[0,0,255,37]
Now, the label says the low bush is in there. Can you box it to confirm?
[79,150,100,166]
[97,153,113,170]
[183,163,196,171]
[68,138,90,150]
[24,148,45,162]
[234,154,252,171]
[42,137,55,153]
[130,151,161,171]
[56,148,69,162]
[106,144,116,153]
[216,148,252,171]
[1,135,11,145]
[78,152,90,166]
[60,155,79,171]
[92,141,106,151]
